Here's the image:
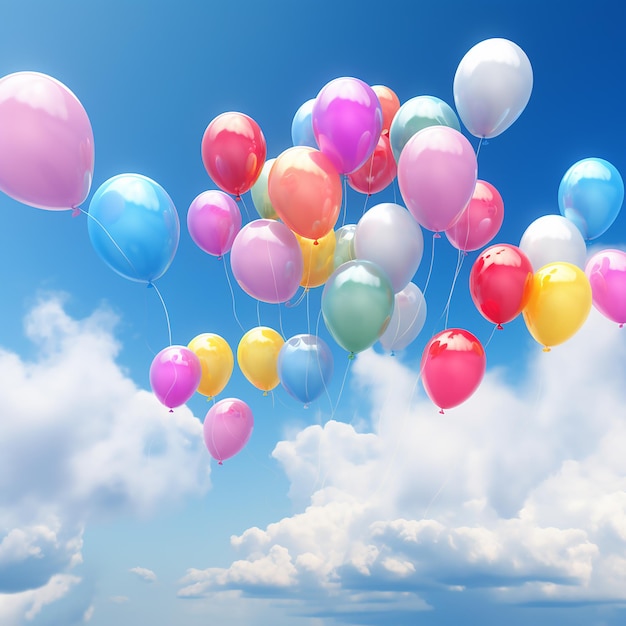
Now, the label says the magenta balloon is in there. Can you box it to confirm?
[230,219,304,303]
[203,398,254,463]
[0,71,94,211]
[149,346,202,410]
[187,190,242,257]
[585,249,626,327]
[312,77,383,174]
[397,126,477,233]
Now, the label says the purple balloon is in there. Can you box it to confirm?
[187,190,242,257]
[203,398,254,464]
[150,346,202,410]
[585,249,626,327]
[230,219,304,303]
[312,77,383,175]
[0,71,94,211]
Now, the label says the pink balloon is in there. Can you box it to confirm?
[397,126,477,233]
[312,77,383,174]
[421,328,486,412]
[203,398,254,464]
[149,346,202,410]
[0,71,94,211]
[230,219,304,303]
[585,249,626,327]
[445,180,504,251]
[187,190,242,257]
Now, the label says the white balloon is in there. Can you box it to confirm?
[453,38,533,139]
[379,282,427,352]
[355,202,424,293]
[519,214,588,271]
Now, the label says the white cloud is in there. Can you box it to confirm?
[129,566,157,583]
[178,308,626,621]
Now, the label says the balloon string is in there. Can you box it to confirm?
[286,288,307,308]
[483,323,498,349]
[361,190,370,217]
[256,299,261,327]
[421,232,438,298]
[441,249,465,329]
[238,193,251,223]
[221,256,245,332]
[331,354,352,419]
[306,288,311,335]
[341,175,348,227]
[277,301,286,341]
[148,281,172,347]
[476,136,484,159]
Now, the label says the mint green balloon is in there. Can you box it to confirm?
[250,158,278,219]
[389,95,461,162]
[333,224,357,269]
[322,260,394,355]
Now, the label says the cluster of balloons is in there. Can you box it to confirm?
[1,36,625,460]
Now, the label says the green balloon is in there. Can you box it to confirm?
[389,95,461,162]
[322,260,394,355]
[250,158,278,219]
[333,224,357,269]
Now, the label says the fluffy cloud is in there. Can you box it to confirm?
[178,309,626,622]
[0,296,210,623]
[129,567,157,583]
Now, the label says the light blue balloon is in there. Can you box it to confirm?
[558,157,624,240]
[88,174,180,283]
[291,99,318,148]
[277,334,333,406]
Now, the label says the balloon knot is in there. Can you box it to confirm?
[348,352,355,360]
[169,408,173,413]
[235,195,241,202]
[217,255,223,261]
[71,206,81,218]
[433,232,441,239]
[390,350,396,357]
[496,323,503,330]
[313,240,319,246]
[543,346,551,353]
[218,460,223,465]
[303,403,309,409]
[263,390,268,397]
[147,282,154,289]
[620,323,624,329]
[439,408,445,415]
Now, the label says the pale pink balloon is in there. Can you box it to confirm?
[187,190,242,257]
[445,180,504,251]
[397,126,477,233]
[585,249,626,327]
[203,398,254,464]
[230,219,304,303]
[150,346,202,410]
[0,71,94,210]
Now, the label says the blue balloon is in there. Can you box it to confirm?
[291,99,318,148]
[87,174,180,283]
[277,334,333,406]
[558,158,624,240]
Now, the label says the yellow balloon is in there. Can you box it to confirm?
[187,333,234,398]
[295,229,336,288]
[237,326,284,393]
[522,262,592,351]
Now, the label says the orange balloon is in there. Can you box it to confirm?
[296,230,336,288]
[268,146,342,241]
[372,85,401,135]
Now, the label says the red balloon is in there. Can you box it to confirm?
[421,328,486,412]
[201,112,266,198]
[469,244,534,328]
[347,134,397,195]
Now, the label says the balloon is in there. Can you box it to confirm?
[322,260,394,355]
[371,85,400,135]
[187,333,234,398]
[522,262,592,350]
[421,329,486,412]
[250,158,278,219]
[296,230,337,288]
[277,334,334,405]
[0,71,94,211]
[347,134,397,195]
[453,38,533,139]
[558,158,624,240]
[389,95,461,162]
[237,327,284,393]
[397,126,478,233]
[333,224,357,269]
[379,282,427,352]
[445,180,504,252]
[354,202,424,293]
[291,99,318,148]
[585,249,626,327]
[519,214,587,271]
[201,112,266,198]
[230,219,303,303]
[268,146,342,241]
[187,190,242,257]
[149,345,202,410]
[312,77,383,174]
[203,398,254,464]
[87,174,180,283]
[469,244,534,328]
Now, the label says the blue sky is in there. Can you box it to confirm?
[1,0,626,624]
